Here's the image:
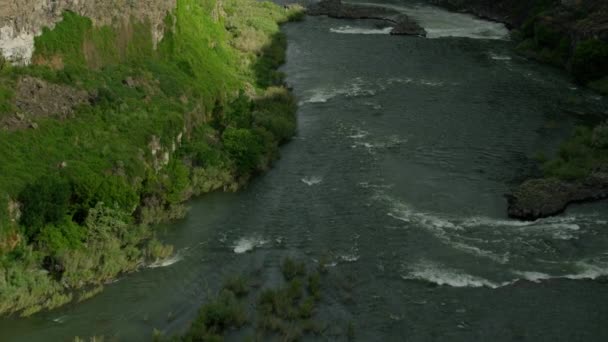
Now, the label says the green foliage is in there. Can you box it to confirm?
[281,257,306,281]
[253,88,297,144]
[18,173,71,239]
[0,83,14,115]
[163,160,191,204]
[37,220,85,253]
[223,92,253,129]
[183,290,247,341]
[541,124,608,180]
[307,272,321,301]
[222,127,263,175]
[534,23,562,48]
[588,76,608,95]
[571,39,608,83]
[95,176,139,211]
[34,11,92,66]
[222,275,249,298]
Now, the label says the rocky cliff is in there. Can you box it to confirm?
[0,0,176,65]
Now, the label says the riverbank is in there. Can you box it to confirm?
[0,0,303,316]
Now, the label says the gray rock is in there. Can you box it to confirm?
[391,15,427,36]
[507,169,608,220]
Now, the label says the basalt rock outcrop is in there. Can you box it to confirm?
[507,167,608,220]
[307,0,426,36]
[0,0,176,65]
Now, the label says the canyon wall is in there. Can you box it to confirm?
[0,0,176,65]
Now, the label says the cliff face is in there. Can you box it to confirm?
[0,0,176,65]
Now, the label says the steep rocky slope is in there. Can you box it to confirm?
[0,0,176,65]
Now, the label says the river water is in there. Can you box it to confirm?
[2,1,608,341]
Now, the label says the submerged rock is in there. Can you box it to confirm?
[391,15,427,36]
[507,169,608,220]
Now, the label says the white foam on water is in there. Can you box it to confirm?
[301,176,323,186]
[353,2,510,40]
[404,259,608,289]
[489,52,512,60]
[330,25,393,35]
[340,254,360,262]
[348,129,370,139]
[402,260,505,288]
[386,77,414,85]
[512,271,553,283]
[565,262,608,280]
[149,251,184,268]
[233,236,269,254]
[461,215,582,240]
[300,77,377,104]
[512,261,608,283]
[419,79,444,87]
[52,316,69,324]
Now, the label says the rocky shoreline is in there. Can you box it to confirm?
[307,0,426,36]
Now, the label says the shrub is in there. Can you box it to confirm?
[184,290,246,340]
[307,272,321,301]
[19,173,72,239]
[222,127,263,174]
[94,176,139,212]
[223,92,253,129]
[37,220,85,254]
[571,39,608,83]
[281,257,306,281]
[223,276,249,298]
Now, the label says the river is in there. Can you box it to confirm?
[2,1,608,340]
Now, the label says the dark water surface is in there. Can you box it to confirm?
[2,1,608,341]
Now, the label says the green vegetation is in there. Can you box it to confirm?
[155,258,326,342]
[514,11,608,94]
[570,39,608,84]
[540,122,608,180]
[0,0,303,316]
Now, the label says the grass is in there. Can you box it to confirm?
[0,0,303,316]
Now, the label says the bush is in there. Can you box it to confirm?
[571,39,608,83]
[37,220,85,253]
[19,173,72,239]
[94,176,139,212]
[222,127,263,174]
[281,257,306,281]
[223,93,253,129]
[223,276,249,297]
[184,290,246,340]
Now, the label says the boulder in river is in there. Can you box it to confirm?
[507,168,608,220]
[391,15,427,36]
